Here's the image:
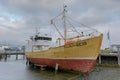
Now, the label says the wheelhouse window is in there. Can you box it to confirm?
[35,36,52,41]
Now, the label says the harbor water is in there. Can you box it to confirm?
[0,56,120,80]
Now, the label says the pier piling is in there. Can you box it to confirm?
[4,54,7,61]
[117,47,120,66]
[16,54,18,60]
[98,56,101,64]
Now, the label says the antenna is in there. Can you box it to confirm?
[35,26,38,35]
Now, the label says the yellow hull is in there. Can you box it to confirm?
[26,34,103,60]
[26,34,103,73]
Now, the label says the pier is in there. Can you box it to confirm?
[98,46,120,66]
[0,51,25,61]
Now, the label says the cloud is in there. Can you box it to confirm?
[0,0,120,48]
[93,20,120,49]
[69,0,120,26]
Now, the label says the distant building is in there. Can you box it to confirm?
[0,45,23,53]
[110,44,120,53]
[0,45,10,53]
[0,45,10,50]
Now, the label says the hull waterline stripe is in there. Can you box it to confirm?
[29,57,97,60]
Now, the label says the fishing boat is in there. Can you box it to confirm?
[25,6,103,73]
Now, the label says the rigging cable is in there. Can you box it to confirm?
[66,18,81,35]
[67,16,98,32]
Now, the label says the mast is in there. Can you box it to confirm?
[63,5,67,43]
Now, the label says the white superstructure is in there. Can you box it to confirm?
[26,32,52,52]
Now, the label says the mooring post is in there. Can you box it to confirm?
[55,63,59,74]
[98,55,101,64]
[117,47,120,66]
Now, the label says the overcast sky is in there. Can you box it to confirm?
[0,0,120,49]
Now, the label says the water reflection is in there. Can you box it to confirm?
[0,57,120,80]
[0,59,77,80]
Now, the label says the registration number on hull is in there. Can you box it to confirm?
[65,42,87,48]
